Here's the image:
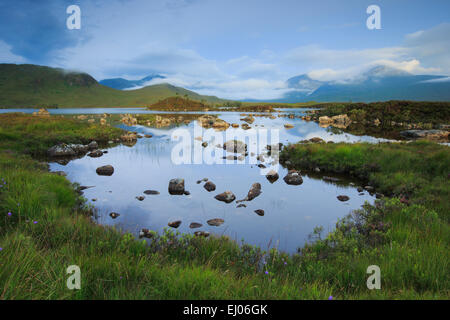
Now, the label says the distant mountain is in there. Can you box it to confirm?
[100,74,166,90]
[0,64,226,108]
[280,66,450,103]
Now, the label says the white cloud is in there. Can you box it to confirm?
[0,40,26,63]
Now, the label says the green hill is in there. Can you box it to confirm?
[0,64,226,108]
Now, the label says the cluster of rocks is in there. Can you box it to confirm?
[318,114,352,129]
[47,140,99,158]
[32,108,50,117]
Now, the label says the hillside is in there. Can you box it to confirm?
[0,64,226,108]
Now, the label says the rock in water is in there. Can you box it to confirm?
[189,222,203,229]
[168,178,185,195]
[168,220,182,228]
[109,212,120,219]
[96,165,114,176]
[254,209,265,216]
[136,196,145,201]
[88,150,103,158]
[236,204,247,208]
[203,181,216,192]
[207,218,224,226]
[214,191,236,203]
[283,170,303,185]
[266,170,279,183]
[245,183,262,201]
[337,195,350,201]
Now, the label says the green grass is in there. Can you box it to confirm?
[0,113,123,156]
[0,114,448,299]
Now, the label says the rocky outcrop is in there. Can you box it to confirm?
[319,114,351,128]
[47,143,91,157]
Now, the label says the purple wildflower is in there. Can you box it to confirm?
[7,212,12,216]
[33,221,38,224]
[328,296,333,300]
[265,271,269,275]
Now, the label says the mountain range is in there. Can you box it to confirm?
[0,63,449,108]
[279,66,450,102]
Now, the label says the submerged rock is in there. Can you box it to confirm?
[207,218,224,226]
[236,204,247,208]
[96,165,114,176]
[214,191,236,203]
[136,196,145,201]
[283,170,303,185]
[168,178,185,195]
[143,190,160,195]
[323,176,340,182]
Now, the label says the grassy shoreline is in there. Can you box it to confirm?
[0,114,448,299]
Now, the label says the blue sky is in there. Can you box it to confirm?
[0,0,449,99]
